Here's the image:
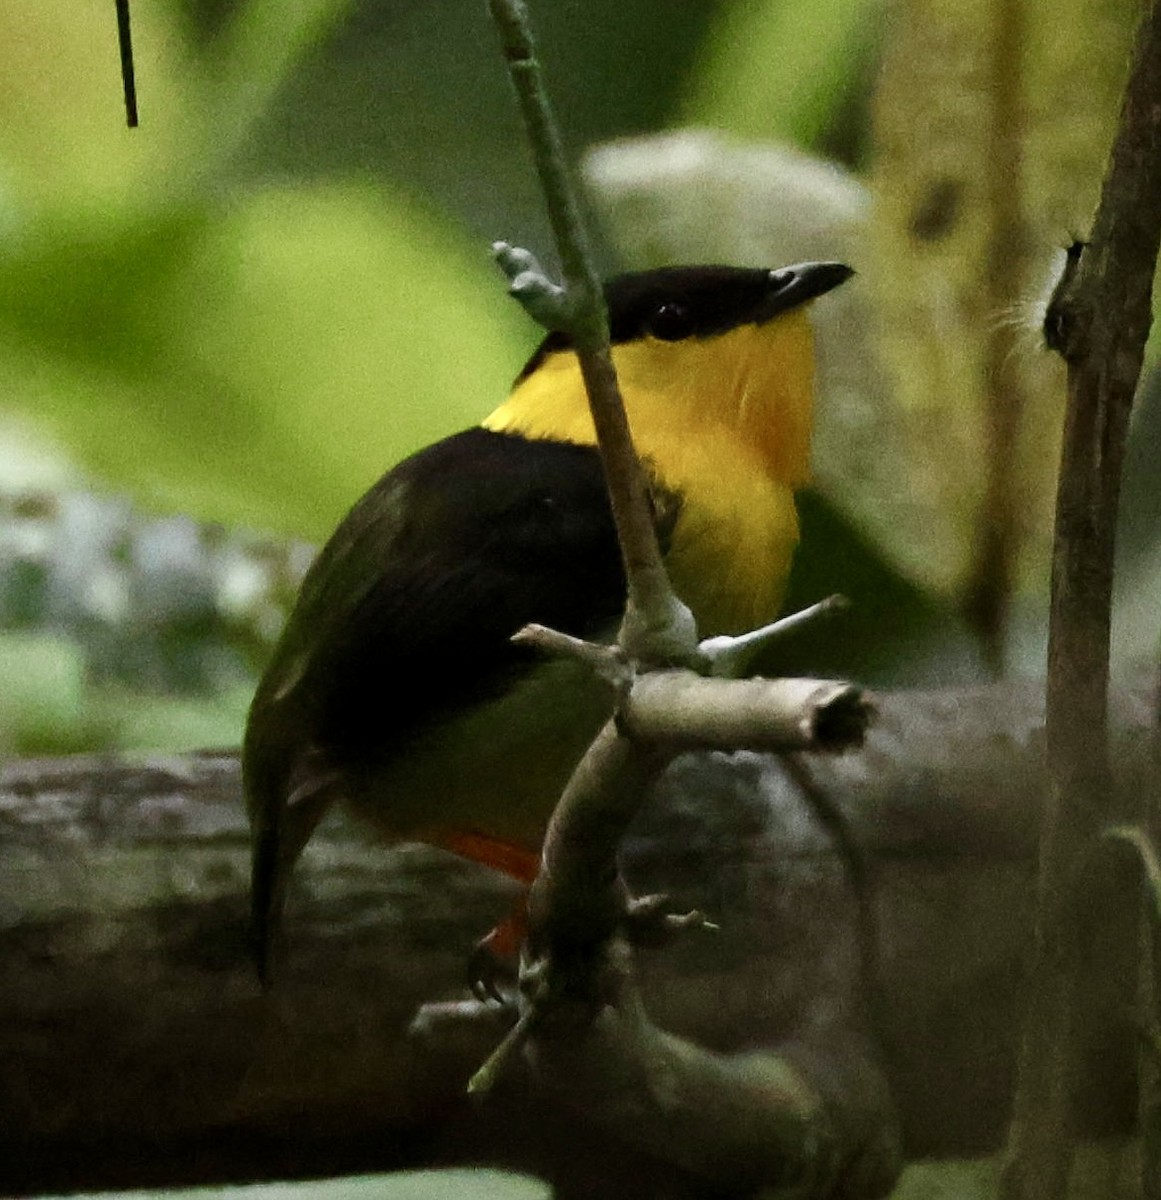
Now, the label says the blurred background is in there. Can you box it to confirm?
[0,0,1155,757]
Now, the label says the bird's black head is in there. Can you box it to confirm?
[516,261,853,381]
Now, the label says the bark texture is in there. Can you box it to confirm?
[0,682,1146,1196]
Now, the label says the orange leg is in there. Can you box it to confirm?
[429,828,541,883]
[426,829,540,1000]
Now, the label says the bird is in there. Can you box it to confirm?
[243,260,853,982]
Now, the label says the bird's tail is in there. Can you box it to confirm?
[245,742,338,987]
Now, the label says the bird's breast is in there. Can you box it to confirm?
[650,435,801,637]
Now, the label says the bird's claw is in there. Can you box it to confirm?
[468,928,518,1005]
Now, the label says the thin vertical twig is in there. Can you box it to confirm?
[1000,3,1161,1197]
[115,0,138,128]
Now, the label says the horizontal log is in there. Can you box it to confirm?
[0,682,1146,1196]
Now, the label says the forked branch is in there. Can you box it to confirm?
[463,4,884,1194]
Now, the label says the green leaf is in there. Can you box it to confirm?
[679,0,879,146]
[0,184,529,539]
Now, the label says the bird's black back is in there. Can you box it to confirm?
[249,428,632,771]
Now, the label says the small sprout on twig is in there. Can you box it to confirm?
[700,594,851,679]
[624,892,719,948]
[512,623,632,689]
[493,242,573,331]
[466,1003,540,1096]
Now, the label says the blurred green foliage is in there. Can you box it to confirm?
[0,0,530,537]
[0,0,876,755]
[0,190,527,536]
[0,0,1154,759]
[682,0,880,148]
[0,0,873,541]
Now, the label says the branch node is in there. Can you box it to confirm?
[619,592,702,671]
[1041,239,1087,360]
[512,623,631,689]
[624,892,718,947]
[492,241,572,331]
[700,594,852,679]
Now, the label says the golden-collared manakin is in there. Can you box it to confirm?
[244,260,853,979]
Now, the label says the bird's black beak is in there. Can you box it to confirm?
[756,261,854,323]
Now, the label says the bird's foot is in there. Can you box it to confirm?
[468,914,525,1004]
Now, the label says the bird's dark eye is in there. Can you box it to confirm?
[647,301,694,342]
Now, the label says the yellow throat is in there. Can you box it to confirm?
[482,309,817,635]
